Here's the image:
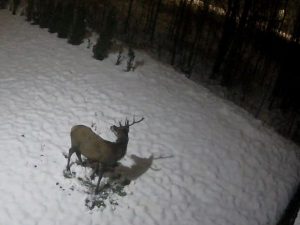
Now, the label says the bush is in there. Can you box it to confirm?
[125,47,135,71]
[68,6,86,45]
[93,7,117,60]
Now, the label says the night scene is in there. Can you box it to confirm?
[0,0,300,225]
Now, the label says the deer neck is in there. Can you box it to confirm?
[114,136,128,159]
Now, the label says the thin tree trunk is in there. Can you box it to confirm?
[210,0,239,79]
[276,183,300,225]
[170,0,188,65]
[124,0,134,34]
[150,0,162,42]
[185,0,210,77]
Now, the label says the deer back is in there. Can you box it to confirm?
[70,117,144,165]
[70,125,126,164]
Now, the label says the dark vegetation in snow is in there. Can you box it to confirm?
[1,0,300,221]
[277,184,300,225]
[61,153,154,210]
[2,0,300,152]
[4,0,298,146]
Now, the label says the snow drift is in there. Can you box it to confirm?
[0,10,300,225]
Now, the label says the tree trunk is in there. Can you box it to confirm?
[124,0,134,34]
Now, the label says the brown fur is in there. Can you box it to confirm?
[66,117,144,193]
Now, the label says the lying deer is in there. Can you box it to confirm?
[66,117,144,194]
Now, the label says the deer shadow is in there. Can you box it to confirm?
[63,154,154,181]
[112,154,154,180]
[64,153,173,210]
[83,154,155,210]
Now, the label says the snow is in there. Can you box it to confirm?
[0,10,300,225]
[296,212,300,225]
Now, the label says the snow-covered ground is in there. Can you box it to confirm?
[0,10,300,225]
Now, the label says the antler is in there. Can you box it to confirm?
[128,116,144,126]
[117,116,144,127]
[119,116,144,127]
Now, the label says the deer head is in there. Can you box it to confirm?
[110,117,144,143]
[66,116,145,194]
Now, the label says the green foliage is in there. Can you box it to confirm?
[93,36,109,60]
[57,2,74,39]
[48,3,62,33]
[25,0,34,21]
[126,47,135,72]
[115,48,123,65]
[68,6,86,45]
[93,7,117,60]
[39,1,55,28]
[81,176,131,210]
[0,0,8,9]
[12,0,20,15]
[63,169,75,179]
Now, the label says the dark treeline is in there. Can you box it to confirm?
[2,0,300,146]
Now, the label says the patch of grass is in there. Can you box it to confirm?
[63,169,75,178]
[82,177,131,210]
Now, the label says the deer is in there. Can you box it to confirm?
[66,117,144,194]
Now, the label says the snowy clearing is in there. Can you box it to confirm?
[0,10,300,225]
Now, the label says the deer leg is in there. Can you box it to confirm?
[75,151,83,165]
[95,164,104,194]
[90,163,99,180]
[66,147,75,171]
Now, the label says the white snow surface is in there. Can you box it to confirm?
[0,10,300,225]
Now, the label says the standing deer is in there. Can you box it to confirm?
[66,117,144,194]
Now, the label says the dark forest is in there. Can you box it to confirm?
[1,0,300,146]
